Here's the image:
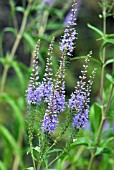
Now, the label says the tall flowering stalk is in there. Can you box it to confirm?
[42,51,66,133]
[26,0,95,169]
[68,52,96,129]
[26,40,40,105]
[41,38,54,103]
[26,0,95,137]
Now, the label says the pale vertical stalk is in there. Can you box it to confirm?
[88,1,107,170]
[12,129,23,170]
[0,1,32,93]
[38,10,49,37]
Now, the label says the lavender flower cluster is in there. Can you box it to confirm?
[26,0,95,133]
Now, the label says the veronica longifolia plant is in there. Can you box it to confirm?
[26,0,95,169]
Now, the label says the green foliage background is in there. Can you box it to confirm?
[0,0,114,169]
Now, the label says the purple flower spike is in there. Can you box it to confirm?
[26,85,36,105]
[42,114,58,133]
[26,40,41,105]
[42,63,66,133]
[68,52,96,129]
[41,38,54,103]
[72,109,88,129]
[60,0,77,56]
[64,0,82,26]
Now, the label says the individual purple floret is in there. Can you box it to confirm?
[60,0,77,56]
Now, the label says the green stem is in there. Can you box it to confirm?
[12,129,23,170]
[72,146,85,164]
[88,84,114,170]
[0,2,32,93]
[30,143,36,170]
[38,10,49,37]
[48,128,76,168]
[87,116,106,170]
[105,84,114,114]
[100,0,106,97]
[88,1,107,169]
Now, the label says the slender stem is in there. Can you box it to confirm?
[88,1,107,169]
[100,0,106,97]
[30,143,36,170]
[48,128,75,168]
[0,2,32,93]
[72,146,85,163]
[38,10,49,37]
[88,116,106,169]
[12,129,23,170]
[88,80,114,170]
[105,84,114,114]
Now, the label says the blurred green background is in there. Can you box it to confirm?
[0,0,114,169]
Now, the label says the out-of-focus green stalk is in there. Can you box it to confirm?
[0,1,32,93]
[38,10,49,37]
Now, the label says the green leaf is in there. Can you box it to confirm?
[70,56,101,66]
[54,9,63,19]
[95,146,114,156]
[70,137,92,148]
[106,34,114,38]
[17,62,31,74]
[47,22,63,30]
[0,125,21,160]
[100,39,114,61]
[89,103,102,134]
[11,60,25,91]
[26,167,34,170]
[33,146,40,153]
[3,27,17,36]
[106,73,114,84]
[30,5,43,12]
[87,23,103,36]
[101,137,114,147]
[0,93,25,132]
[104,59,114,67]
[95,147,104,155]
[0,52,12,66]
[47,149,63,154]
[101,128,113,138]
[0,57,5,65]
[70,56,87,60]
[0,161,7,170]
[16,6,24,13]
[23,32,36,49]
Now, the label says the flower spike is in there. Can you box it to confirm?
[26,40,40,105]
[60,0,77,56]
